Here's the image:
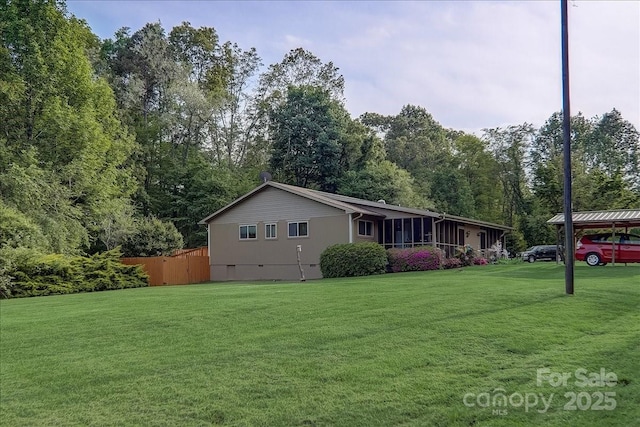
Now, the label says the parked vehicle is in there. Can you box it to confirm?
[575,233,640,266]
[521,245,560,263]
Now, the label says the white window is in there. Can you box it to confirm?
[239,224,257,240]
[288,221,308,238]
[358,220,373,236]
[265,223,277,239]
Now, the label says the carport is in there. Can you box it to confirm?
[547,209,640,265]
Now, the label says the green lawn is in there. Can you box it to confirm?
[1,263,639,426]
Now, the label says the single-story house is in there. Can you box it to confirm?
[199,181,512,281]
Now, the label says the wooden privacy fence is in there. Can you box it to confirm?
[121,247,210,286]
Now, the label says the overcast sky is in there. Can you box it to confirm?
[66,1,639,134]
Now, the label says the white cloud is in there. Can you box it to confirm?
[67,0,639,132]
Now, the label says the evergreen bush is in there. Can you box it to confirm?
[0,247,148,298]
[320,242,387,278]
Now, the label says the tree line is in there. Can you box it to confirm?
[1,0,639,257]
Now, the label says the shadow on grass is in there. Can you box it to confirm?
[483,262,639,280]
[428,292,567,324]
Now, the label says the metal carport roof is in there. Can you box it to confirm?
[547,209,640,229]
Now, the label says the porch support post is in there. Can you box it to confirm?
[611,222,616,266]
[556,225,561,264]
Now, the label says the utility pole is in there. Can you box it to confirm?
[561,0,574,294]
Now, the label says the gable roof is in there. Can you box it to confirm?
[198,181,383,225]
[199,181,512,231]
[306,188,441,218]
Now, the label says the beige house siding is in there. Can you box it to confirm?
[202,182,511,281]
[352,215,380,243]
[211,186,343,225]
[209,215,349,281]
[458,225,482,249]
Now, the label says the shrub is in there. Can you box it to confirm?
[320,242,387,278]
[442,257,462,269]
[456,244,476,267]
[473,257,489,266]
[0,202,46,249]
[386,246,444,273]
[121,216,184,257]
[0,247,148,298]
[0,264,12,299]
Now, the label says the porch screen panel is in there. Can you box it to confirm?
[394,219,402,248]
[423,218,432,243]
[413,218,422,245]
[384,220,393,249]
[403,218,412,247]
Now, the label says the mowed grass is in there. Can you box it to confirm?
[1,263,639,426]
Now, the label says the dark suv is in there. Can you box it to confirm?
[521,245,560,263]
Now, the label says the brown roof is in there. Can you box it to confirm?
[199,181,513,231]
[308,189,442,218]
[198,181,383,224]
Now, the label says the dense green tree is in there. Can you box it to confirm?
[102,21,263,246]
[206,41,262,168]
[584,109,640,189]
[120,216,183,257]
[484,124,534,226]
[516,197,556,247]
[250,48,345,167]
[269,86,343,191]
[452,134,503,222]
[102,23,180,213]
[256,47,344,105]
[338,160,431,209]
[587,169,640,210]
[530,111,640,219]
[377,105,449,181]
[153,153,254,247]
[5,2,638,256]
[0,200,46,249]
[429,166,476,217]
[0,160,87,252]
[168,21,219,86]
[359,112,392,136]
[1,0,137,254]
[531,112,594,213]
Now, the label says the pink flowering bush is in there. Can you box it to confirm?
[473,257,489,266]
[386,247,444,272]
[442,257,463,269]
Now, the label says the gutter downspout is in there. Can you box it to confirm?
[432,213,446,249]
[349,213,364,243]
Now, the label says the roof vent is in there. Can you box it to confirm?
[259,171,272,183]
[377,199,386,204]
